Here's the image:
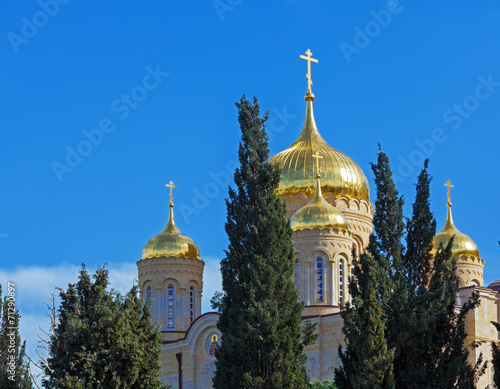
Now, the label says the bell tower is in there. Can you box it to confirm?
[433,181,484,286]
[137,181,204,341]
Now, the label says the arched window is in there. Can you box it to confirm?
[167,284,175,329]
[316,258,324,302]
[189,286,195,323]
[295,259,301,297]
[339,260,344,304]
[146,285,152,301]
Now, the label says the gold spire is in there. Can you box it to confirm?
[432,181,479,257]
[299,48,319,101]
[142,182,200,260]
[269,49,370,201]
[290,168,349,232]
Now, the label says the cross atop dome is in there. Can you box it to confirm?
[444,180,454,207]
[312,152,323,177]
[299,49,318,100]
[166,180,177,206]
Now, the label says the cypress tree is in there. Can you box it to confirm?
[492,321,500,388]
[335,147,402,389]
[0,286,32,389]
[391,160,479,388]
[213,96,315,389]
[336,150,479,388]
[43,266,167,389]
[334,251,395,389]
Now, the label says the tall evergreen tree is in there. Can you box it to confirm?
[334,250,395,389]
[391,160,479,388]
[335,147,401,389]
[0,286,33,389]
[213,96,316,389]
[43,266,167,389]
[336,149,479,388]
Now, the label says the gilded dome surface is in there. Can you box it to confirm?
[290,174,349,232]
[269,99,370,201]
[142,203,200,260]
[432,204,479,258]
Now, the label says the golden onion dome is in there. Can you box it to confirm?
[142,199,200,260]
[432,202,479,258]
[290,173,350,232]
[269,95,370,201]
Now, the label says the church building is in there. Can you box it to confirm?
[136,50,497,388]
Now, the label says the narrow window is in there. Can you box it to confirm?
[295,260,301,297]
[167,284,175,329]
[339,260,344,304]
[146,285,152,301]
[316,258,324,302]
[189,286,195,323]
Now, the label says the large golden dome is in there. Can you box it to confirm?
[433,203,479,258]
[142,202,200,260]
[290,174,349,232]
[269,97,370,201]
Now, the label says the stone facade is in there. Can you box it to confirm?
[457,255,485,287]
[137,255,204,340]
[159,313,220,389]
[459,286,500,388]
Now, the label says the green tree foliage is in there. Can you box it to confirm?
[43,266,167,389]
[0,285,32,388]
[335,249,395,389]
[213,96,316,389]
[492,321,500,388]
[336,150,479,389]
[309,380,336,389]
[391,159,479,388]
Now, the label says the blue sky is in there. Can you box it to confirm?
[1,0,500,379]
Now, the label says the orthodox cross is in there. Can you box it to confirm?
[166,180,177,203]
[312,152,323,176]
[299,49,318,92]
[444,180,454,205]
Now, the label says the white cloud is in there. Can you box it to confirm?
[0,262,137,384]
[0,259,222,384]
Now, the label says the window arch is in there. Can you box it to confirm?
[189,286,195,323]
[146,285,152,301]
[339,260,344,304]
[167,284,175,329]
[295,259,301,298]
[316,258,324,302]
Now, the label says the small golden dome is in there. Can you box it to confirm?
[142,202,200,260]
[290,173,350,231]
[433,203,479,258]
[269,97,370,201]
